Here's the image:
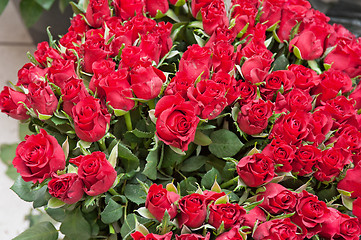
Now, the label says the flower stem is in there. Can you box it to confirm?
[148,99,156,110]
[220,176,239,189]
[124,111,133,132]
[108,188,119,196]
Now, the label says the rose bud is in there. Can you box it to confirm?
[12,129,66,183]
[0,86,29,120]
[81,35,111,73]
[145,0,169,17]
[288,64,321,91]
[236,153,275,188]
[145,184,180,222]
[216,227,243,240]
[85,0,110,28]
[112,0,145,21]
[253,218,301,240]
[48,173,84,204]
[47,59,77,89]
[34,41,61,67]
[191,0,213,18]
[353,197,361,220]
[242,206,267,231]
[28,81,58,117]
[131,231,172,240]
[72,96,111,142]
[61,77,90,117]
[257,183,297,215]
[292,145,322,176]
[208,203,246,229]
[176,233,210,240]
[77,151,117,196]
[203,190,226,206]
[338,162,361,198]
[237,99,274,135]
[178,193,207,228]
[17,62,46,88]
[155,94,199,151]
[201,0,228,36]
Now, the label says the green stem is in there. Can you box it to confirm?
[98,138,107,152]
[220,176,239,189]
[148,99,156,110]
[124,111,133,132]
[295,58,303,65]
[108,188,119,196]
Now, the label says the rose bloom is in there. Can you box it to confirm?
[208,203,246,229]
[236,153,275,187]
[253,218,301,240]
[292,145,322,176]
[0,86,29,120]
[48,173,84,204]
[337,162,361,198]
[131,231,172,240]
[216,227,243,240]
[176,233,210,240]
[275,88,313,114]
[12,129,65,183]
[145,184,179,222]
[178,193,207,228]
[75,151,117,196]
[257,183,297,215]
[155,94,199,151]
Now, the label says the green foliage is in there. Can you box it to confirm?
[208,129,243,158]
[13,221,58,240]
[60,207,92,240]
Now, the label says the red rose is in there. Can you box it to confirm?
[61,77,90,117]
[81,34,111,73]
[237,99,274,135]
[203,190,226,206]
[139,33,163,64]
[47,59,77,89]
[231,1,257,37]
[89,59,116,97]
[0,87,29,120]
[259,0,284,29]
[270,111,311,146]
[131,65,166,100]
[191,0,213,18]
[319,207,361,240]
[145,0,169,17]
[68,14,89,35]
[314,147,351,182]
[28,81,58,116]
[179,44,211,81]
[288,64,320,90]
[34,41,61,67]
[113,0,145,21]
[312,69,352,104]
[17,63,46,88]
[187,79,228,120]
[350,83,361,110]
[145,184,180,222]
[292,145,322,176]
[155,94,199,151]
[324,39,361,78]
[127,15,157,42]
[353,197,361,220]
[98,68,135,112]
[215,227,243,240]
[242,206,267,230]
[201,0,228,36]
[72,96,111,142]
[48,173,84,204]
[208,203,246,229]
[275,88,313,114]
[289,24,331,60]
[211,41,236,73]
[164,71,195,99]
[77,151,117,196]
[178,193,207,228]
[12,129,66,183]
[206,27,236,47]
[153,22,173,59]
[305,109,333,146]
[131,231,172,240]
[120,46,149,69]
[262,137,296,173]
[338,162,361,198]
[236,153,275,187]
[237,80,257,105]
[253,218,301,240]
[332,124,361,153]
[85,0,110,28]
[241,53,272,84]
[260,70,295,101]
[257,183,297,215]
[176,233,210,240]
[320,96,357,127]
[291,191,330,238]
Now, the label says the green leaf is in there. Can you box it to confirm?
[19,0,44,27]
[11,176,38,202]
[118,142,139,172]
[208,129,243,158]
[13,221,58,240]
[101,198,124,224]
[120,214,137,239]
[143,149,158,180]
[272,55,289,71]
[308,60,322,74]
[60,208,92,240]
[108,142,118,168]
[292,45,302,60]
[180,155,207,172]
[124,183,147,205]
[34,0,56,10]
[243,198,264,211]
[165,9,181,22]
[38,112,52,120]
[33,185,51,208]
[193,130,212,146]
[201,168,222,189]
[174,0,186,7]
[136,207,156,220]
[46,208,66,222]
[0,0,9,15]
[48,197,66,208]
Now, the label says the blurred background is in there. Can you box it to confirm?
[0,0,360,239]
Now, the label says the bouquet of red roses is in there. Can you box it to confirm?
[2,0,361,239]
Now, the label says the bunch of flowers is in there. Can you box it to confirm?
[2,0,361,239]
